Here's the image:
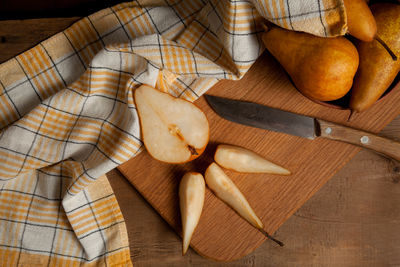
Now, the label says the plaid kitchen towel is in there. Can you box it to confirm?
[0,0,346,266]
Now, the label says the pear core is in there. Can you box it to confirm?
[134,85,209,163]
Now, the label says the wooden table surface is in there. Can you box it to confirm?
[1,17,400,267]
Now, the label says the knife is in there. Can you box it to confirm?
[204,94,400,162]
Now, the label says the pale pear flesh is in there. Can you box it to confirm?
[214,144,291,175]
[204,163,263,229]
[134,85,209,163]
[179,172,205,255]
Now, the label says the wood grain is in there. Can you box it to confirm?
[3,16,400,266]
[118,51,400,261]
[318,119,400,162]
[0,0,124,20]
[0,17,80,63]
[108,150,400,266]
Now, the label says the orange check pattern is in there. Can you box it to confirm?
[0,0,346,266]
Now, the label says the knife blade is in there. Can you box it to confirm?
[204,94,400,162]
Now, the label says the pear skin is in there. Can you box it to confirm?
[262,26,359,102]
[343,0,377,42]
[349,4,400,113]
[179,172,205,255]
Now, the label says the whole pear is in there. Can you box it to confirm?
[343,0,377,42]
[262,26,359,102]
[349,4,400,113]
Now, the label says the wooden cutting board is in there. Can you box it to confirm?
[118,51,400,261]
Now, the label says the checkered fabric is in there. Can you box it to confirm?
[0,0,346,266]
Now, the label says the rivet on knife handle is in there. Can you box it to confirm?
[316,119,400,162]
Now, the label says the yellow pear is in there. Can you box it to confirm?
[262,25,359,102]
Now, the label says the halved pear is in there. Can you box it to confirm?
[134,85,209,163]
[179,172,205,255]
[214,144,290,175]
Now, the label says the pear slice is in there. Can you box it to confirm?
[134,85,209,163]
[205,163,263,229]
[205,163,284,246]
[214,144,291,175]
[179,172,205,255]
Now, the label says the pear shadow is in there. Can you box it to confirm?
[171,141,220,180]
[169,141,220,236]
[260,50,300,97]
[308,68,400,110]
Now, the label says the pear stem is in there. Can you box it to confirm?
[259,228,284,247]
[261,22,269,32]
[375,35,398,61]
[347,109,356,122]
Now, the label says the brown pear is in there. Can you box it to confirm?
[343,0,377,42]
[262,26,359,102]
[349,4,400,113]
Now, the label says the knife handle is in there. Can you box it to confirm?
[317,119,400,162]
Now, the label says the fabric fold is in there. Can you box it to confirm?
[0,0,346,266]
